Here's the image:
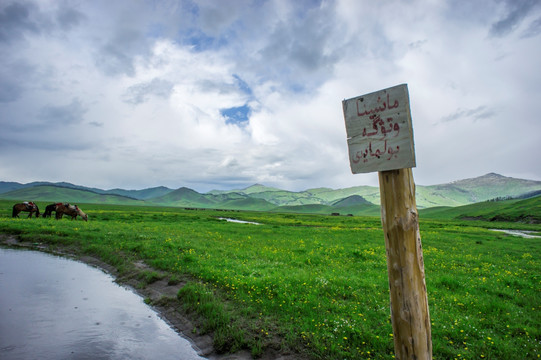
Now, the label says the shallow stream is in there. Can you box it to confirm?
[490,229,541,238]
[0,248,205,360]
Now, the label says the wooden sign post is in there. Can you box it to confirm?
[343,84,432,360]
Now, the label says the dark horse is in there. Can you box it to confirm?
[55,203,88,221]
[12,202,40,218]
[43,203,63,218]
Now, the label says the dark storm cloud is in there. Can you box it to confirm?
[0,79,23,102]
[0,60,36,102]
[0,1,40,42]
[0,1,84,43]
[39,98,87,125]
[56,6,86,31]
[489,0,541,37]
[86,1,182,78]
[88,3,157,77]
[0,133,93,151]
[521,16,541,38]
[95,36,140,77]
[196,1,240,37]
[257,4,343,91]
[0,99,92,152]
[123,78,175,104]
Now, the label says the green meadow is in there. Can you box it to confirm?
[1,200,539,359]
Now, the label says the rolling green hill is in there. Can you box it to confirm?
[417,173,541,207]
[146,187,279,211]
[0,181,25,193]
[207,183,283,195]
[446,172,541,201]
[103,186,174,200]
[420,195,541,223]
[248,190,325,206]
[303,186,381,204]
[332,195,371,207]
[270,204,335,214]
[210,173,541,209]
[215,198,277,211]
[0,181,174,200]
[0,185,144,205]
[2,173,540,216]
[147,187,217,207]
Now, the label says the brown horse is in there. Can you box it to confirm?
[43,202,65,218]
[12,202,40,218]
[55,203,88,221]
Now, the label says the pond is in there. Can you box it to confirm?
[490,229,541,239]
[0,248,205,360]
[218,217,261,225]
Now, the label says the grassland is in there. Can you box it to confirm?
[1,200,539,359]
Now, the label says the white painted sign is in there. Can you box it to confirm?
[343,84,416,173]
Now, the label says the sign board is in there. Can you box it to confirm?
[343,84,416,173]
[341,84,432,359]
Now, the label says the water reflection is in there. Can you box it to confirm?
[490,229,541,238]
[218,217,261,225]
[0,248,205,360]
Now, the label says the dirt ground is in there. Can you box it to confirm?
[0,235,299,360]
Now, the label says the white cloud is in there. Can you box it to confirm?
[1,0,540,192]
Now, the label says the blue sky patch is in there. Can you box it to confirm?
[233,74,253,96]
[221,104,251,126]
[185,29,216,51]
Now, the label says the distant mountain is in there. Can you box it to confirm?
[215,198,277,211]
[420,194,541,223]
[448,173,541,201]
[332,195,371,207]
[26,181,107,194]
[315,186,381,205]
[0,181,173,200]
[146,187,279,210]
[148,187,216,207]
[0,181,25,193]
[271,204,335,215]
[105,186,174,200]
[237,184,283,194]
[207,184,282,195]
[0,185,144,205]
[416,173,541,207]
[212,184,381,206]
[2,173,541,214]
[514,189,541,200]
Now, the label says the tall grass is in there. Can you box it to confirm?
[0,200,539,359]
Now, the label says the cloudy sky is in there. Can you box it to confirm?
[1,0,540,192]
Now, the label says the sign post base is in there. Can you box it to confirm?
[378,168,432,360]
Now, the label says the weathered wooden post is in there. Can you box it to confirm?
[343,84,432,359]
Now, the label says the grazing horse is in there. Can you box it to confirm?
[43,203,63,218]
[12,202,40,218]
[55,203,88,221]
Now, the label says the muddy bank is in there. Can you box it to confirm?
[0,234,298,360]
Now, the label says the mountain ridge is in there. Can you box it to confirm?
[1,173,541,214]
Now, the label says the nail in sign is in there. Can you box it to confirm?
[343,84,416,173]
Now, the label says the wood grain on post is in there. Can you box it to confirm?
[378,168,432,360]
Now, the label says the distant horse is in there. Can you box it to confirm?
[43,203,63,218]
[55,203,88,221]
[12,202,40,218]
